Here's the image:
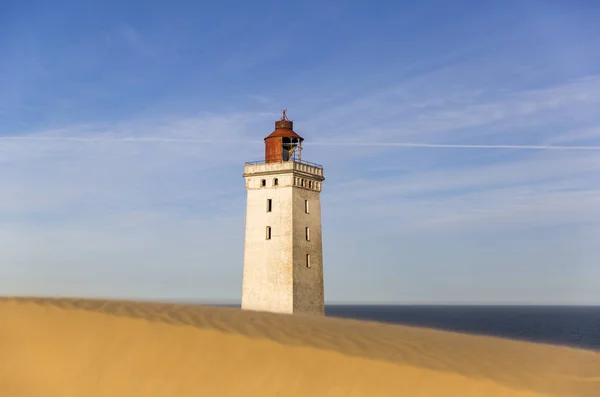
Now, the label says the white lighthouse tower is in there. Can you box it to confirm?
[241,111,325,316]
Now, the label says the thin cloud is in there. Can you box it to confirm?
[311,142,600,151]
[0,136,254,144]
[120,23,142,47]
[2,136,600,151]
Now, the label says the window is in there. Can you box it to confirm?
[304,200,309,214]
[273,178,278,186]
[266,226,271,240]
[267,199,272,212]
[301,179,306,187]
[306,254,311,268]
[309,181,313,189]
[261,179,266,187]
[305,227,310,241]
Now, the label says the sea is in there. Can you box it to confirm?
[195,303,600,351]
[324,305,600,351]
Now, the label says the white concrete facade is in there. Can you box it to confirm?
[241,161,325,316]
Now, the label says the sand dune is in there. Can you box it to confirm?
[0,298,598,397]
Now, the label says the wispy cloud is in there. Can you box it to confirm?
[3,5,600,303]
[326,150,600,230]
[120,23,142,48]
[3,136,600,150]
[302,73,600,145]
[543,126,600,145]
[4,73,600,228]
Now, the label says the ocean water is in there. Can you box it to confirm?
[325,305,600,351]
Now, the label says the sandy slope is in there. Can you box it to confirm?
[0,298,598,397]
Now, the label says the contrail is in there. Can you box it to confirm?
[0,136,248,144]
[1,136,600,150]
[308,142,600,150]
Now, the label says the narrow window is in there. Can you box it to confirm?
[305,227,310,241]
[309,181,313,189]
[273,178,278,186]
[261,179,266,187]
[266,226,271,240]
[304,200,309,214]
[306,253,311,268]
[267,199,272,212]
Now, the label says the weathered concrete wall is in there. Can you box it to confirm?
[292,184,324,316]
[241,173,294,314]
[241,162,324,316]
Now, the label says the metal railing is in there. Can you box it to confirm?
[245,159,323,169]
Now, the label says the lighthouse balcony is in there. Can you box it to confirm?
[244,159,324,178]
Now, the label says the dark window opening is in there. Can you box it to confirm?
[261,179,266,187]
[273,178,278,186]
[267,199,272,212]
[266,226,271,240]
[282,137,300,162]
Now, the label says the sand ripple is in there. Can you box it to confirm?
[1,297,598,397]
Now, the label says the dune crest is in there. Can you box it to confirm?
[1,298,598,397]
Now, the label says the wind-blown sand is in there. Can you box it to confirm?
[0,298,598,397]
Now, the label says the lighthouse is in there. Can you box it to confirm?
[241,111,325,316]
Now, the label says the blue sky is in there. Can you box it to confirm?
[2,0,600,304]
